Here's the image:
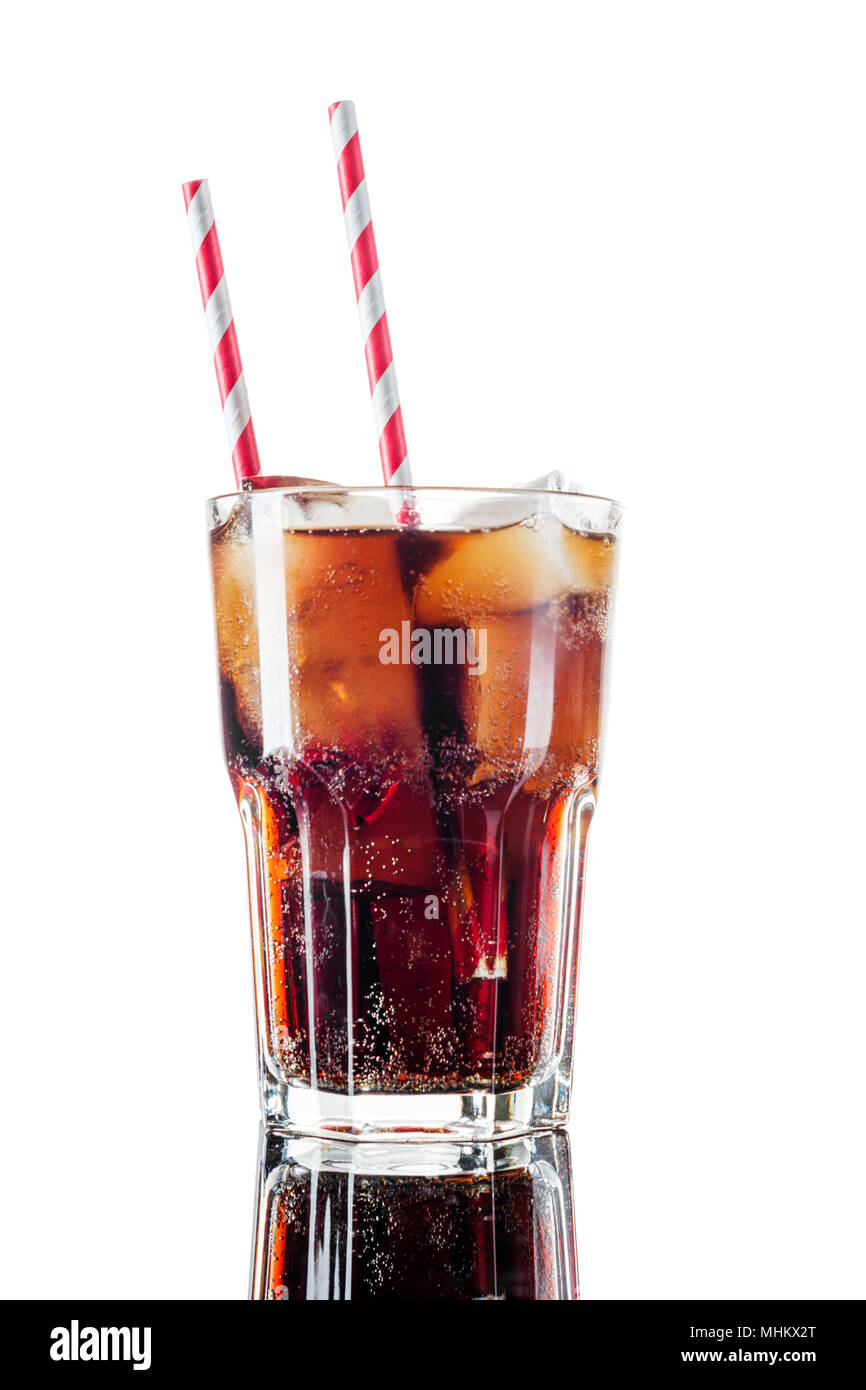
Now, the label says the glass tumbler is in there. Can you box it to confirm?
[208,485,621,1140]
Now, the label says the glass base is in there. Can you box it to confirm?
[260,1065,570,1142]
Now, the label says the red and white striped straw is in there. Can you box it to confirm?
[329,102,411,487]
[182,180,261,487]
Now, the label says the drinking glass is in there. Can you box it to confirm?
[208,485,622,1139]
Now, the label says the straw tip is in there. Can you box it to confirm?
[181,179,207,208]
[328,100,353,120]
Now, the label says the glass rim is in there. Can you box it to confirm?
[206,482,625,510]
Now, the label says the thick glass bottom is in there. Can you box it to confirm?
[261,1064,570,1142]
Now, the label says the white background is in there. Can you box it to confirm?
[1,0,863,1300]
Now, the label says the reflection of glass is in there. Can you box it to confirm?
[250,1128,578,1300]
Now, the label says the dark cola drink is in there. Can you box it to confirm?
[209,486,620,1137]
[251,1131,577,1300]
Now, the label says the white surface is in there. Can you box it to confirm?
[1,1,864,1300]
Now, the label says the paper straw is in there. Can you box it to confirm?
[329,102,411,487]
[182,180,261,486]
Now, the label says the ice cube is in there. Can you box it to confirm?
[414,523,615,793]
[461,610,555,782]
[425,470,584,532]
[414,515,614,625]
[517,469,582,493]
[282,489,400,532]
[242,472,401,529]
[282,528,427,758]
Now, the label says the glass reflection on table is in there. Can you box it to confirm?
[250,1128,577,1300]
